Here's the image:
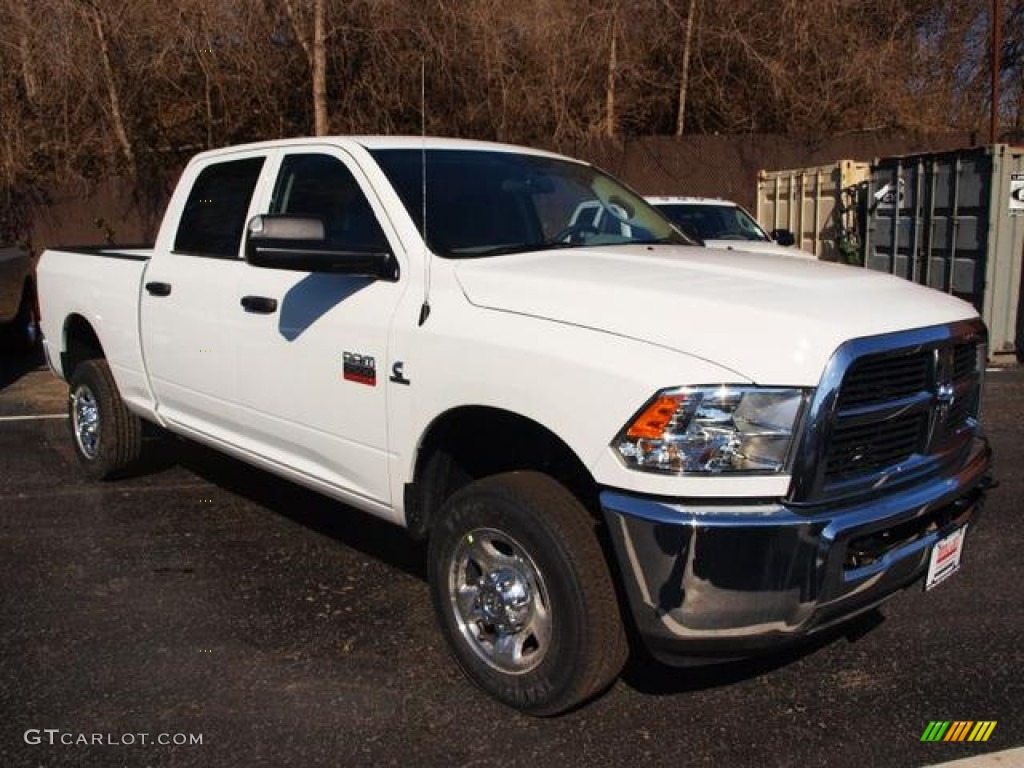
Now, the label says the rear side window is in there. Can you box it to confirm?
[174,157,264,258]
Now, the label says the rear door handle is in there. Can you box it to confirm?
[240,295,278,314]
[145,281,172,297]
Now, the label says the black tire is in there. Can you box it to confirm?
[0,282,37,353]
[428,471,628,716]
[68,358,142,480]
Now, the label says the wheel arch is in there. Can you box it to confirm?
[60,314,106,379]
[404,405,600,539]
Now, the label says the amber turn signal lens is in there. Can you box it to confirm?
[625,395,686,439]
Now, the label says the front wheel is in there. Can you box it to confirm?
[68,359,142,480]
[428,471,628,715]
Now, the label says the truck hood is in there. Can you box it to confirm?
[453,245,978,385]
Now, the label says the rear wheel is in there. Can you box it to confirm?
[428,471,627,715]
[68,359,142,480]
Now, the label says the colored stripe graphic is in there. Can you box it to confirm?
[922,722,950,742]
[920,721,996,742]
[945,722,973,741]
[968,722,997,742]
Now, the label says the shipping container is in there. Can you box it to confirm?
[756,160,871,261]
[864,144,1024,359]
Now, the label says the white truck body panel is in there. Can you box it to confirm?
[39,248,155,417]
[452,245,978,385]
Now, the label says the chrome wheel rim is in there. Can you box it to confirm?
[448,527,551,675]
[71,384,100,459]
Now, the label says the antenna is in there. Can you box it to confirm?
[418,57,432,326]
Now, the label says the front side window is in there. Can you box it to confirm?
[270,153,389,251]
[174,157,264,258]
[370,149,691,258]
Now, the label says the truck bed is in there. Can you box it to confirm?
[37,245,156,417]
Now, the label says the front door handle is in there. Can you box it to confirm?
[145,281,172,297]
[240,295,278,314]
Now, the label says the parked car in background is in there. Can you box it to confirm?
[646,196,814,258]
[0,245,37,352]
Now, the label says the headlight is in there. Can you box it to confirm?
[613,386,809,474]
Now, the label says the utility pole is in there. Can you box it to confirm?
[991,0,1001,144]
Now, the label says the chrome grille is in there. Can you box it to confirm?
[945,391,972,430]
[953,342,977,381]
[836,351,931,410]
[788,320,986,504]
[946,342,979,432]
[823,339,979,489]
[825,412,927,481]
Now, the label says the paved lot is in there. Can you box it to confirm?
[1,350,1021,768]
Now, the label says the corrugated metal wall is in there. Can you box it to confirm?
[863,145,1024,357]
[756,161,870,261]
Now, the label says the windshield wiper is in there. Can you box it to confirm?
[626,236,694,247]
[466,241,580,258]
[457,236,685,258]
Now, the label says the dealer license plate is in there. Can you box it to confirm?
[924,525,967,591]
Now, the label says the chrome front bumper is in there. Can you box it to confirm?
[600,437,991,664]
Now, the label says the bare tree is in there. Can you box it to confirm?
[78,0,136,174]
[282,0,329,135]
[605,6,619,138]
[665,0,699,137]
[0,0,1014,228]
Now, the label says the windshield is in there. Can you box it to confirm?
[654,202,771,243]
[370,149,691,258]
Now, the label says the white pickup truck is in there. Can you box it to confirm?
[38,137,992,715]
